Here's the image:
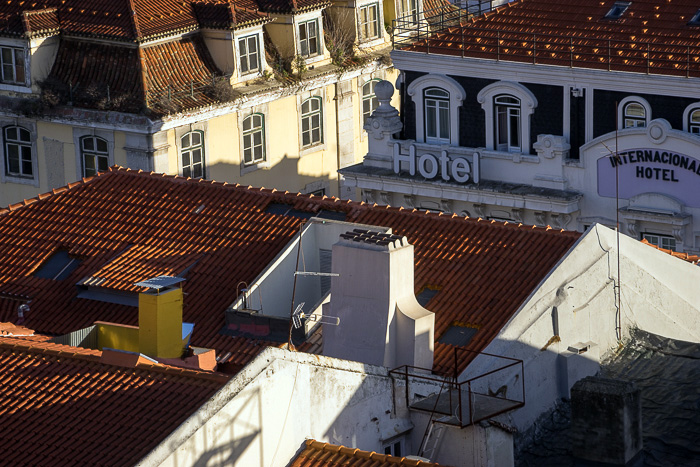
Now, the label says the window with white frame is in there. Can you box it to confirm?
[181,131,205,179]
[623,102,646,128]
[643,232,676,251]
[359,4,380,41]
[238,35,260,75]
[0,46,25,85]
[80,136,109,177]
[688,109,700,134]
[382,437,405,457]
[242,114,265,165]
[3,126,32,178]
[362,79,380,125]
[424,87,450,143]
[495,95,521,152]
[301,97,323,147]
[298,20,320,57]
[398,0,418,23]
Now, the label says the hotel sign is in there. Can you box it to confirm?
[393,149,472,183]
[597,148,700,207]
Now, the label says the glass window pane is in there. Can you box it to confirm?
[96,138,108,152]
[98,156,109,171]
[303,131,310,146]
[84,154,95,172]
[510,112,520,148]
[83,137,94,151]
[182,152,190,167]
[239,39,247,56]
[625,103,645,118]
[248,37,257,54]
[302,101,309,114]
[439,107,450,139]
[192,149,202,164]
[19,128,30,142]
[183,166,191,178]
[193,165,202,179]
[182,134,190,148]
[691,110,700,124]
[1,48,11,64]
[243,134,251,149]
[22,159,32,176]
[243,117,251,131]
[192,132,201,146]
[244,147,252,163]
[253,132,262,145]
[6,127,16,141]
[426,104,437,138]
[302,117,309,132]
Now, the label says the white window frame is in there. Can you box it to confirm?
[300,96,323,148]
[0,45,26,86]
[494,95,521,152]
[298,18,321,58]
[682,102,700,134]
[362,79,381,125]
[80,135,110,177]
[242,113,265,166]
[478,81,537,154]
[397,0,418,24]
[617,96,651,129]
[3,125,33,179]
[238,34,260,76]
[642,232,676,251]
[424,87,451,144]
[180,130,206,179]
[358,3,381,42]
[407,74,465,146]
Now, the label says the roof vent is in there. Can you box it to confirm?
[605,1,631,20]
[135,275,185,293]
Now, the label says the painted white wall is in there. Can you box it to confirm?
[467,224,700,430]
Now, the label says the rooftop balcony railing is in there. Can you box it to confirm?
[394,3,700,78]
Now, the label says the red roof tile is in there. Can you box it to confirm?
[0,0,269,41]
[400,0,700,78]
[640,239,700,264]
[291,439,449,467]
[0,168,579,376]
[0,338,227,466]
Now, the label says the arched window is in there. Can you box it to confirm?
[301,97,323,147]
[3,126,32,177]
[80,135,109,177]
[242,114,265,165]
[362,79,380,125]
[623,102,646,128]
[424,87,450,143]
[688,109,700,134]
[181,131,205,179]
[494,95,521,152]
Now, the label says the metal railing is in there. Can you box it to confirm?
[389,347,524,428]
[394,3,700,79]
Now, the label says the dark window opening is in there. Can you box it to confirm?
[34,250,81,280]
[439,324,478,347]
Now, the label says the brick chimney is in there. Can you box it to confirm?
[323,229,435,370]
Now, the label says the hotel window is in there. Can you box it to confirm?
[688,109,700,134]
[623,102,646,128]
[3,126,32,177]
[359,4,380,41]
[242,114,265,165]
[495,95,521,152]
[238,35,260,75]
[643,233,676,252]
[301,97,323,147]
[181,131,205,179]
[81,136,109,177]
[398,0,418,23]
[424,87,450,143]
[298,20,320,57]
[0,46,25,85]
[362,79,380,125]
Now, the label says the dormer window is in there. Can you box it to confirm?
[298,20,320,57]
[605,1,631,20]
[0,46,25,85]
[359,4,381,41]
[688,9,700,26]
[238,35,260,75]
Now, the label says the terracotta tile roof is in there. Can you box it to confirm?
[291,439,449,467]
[399,0,700,78]
[0,337,227,466]
[256,0,331,15]
[0,168,579,376]
[45,34,223,115]
[640,239,700,265]
[0,0,270,41]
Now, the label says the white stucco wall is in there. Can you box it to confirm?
[469,224,700,430]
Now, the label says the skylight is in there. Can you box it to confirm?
[605,1,631,20]
[688,9,700,26]
[438,324,478,347]
[34,250,81,280]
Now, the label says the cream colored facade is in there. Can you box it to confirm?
[0,0,412,206]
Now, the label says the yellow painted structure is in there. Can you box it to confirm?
[96,322,140,353]
[138,287,185,359]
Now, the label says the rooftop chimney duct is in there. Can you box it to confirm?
[135,276,186,359]
[323,230,434,370]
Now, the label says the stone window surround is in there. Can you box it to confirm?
[681,102,700,133]
[1,121,37,185]
[295,11,325,65]
[298,89,327,155]
[477,81,537,155]
[0,38,31,93]
[174,122,208,178]
[617,96,651,129]
[234,28,266,83]
[239,103,271,176]
[407,74,466,146]
[72,127,115,182]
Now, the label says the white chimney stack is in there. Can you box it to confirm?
[323,229,435,370]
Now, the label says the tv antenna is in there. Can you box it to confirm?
[291,301,340,330]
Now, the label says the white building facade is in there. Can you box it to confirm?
[341,0,700,253]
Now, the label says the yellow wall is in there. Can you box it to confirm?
[96,322,140,352]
